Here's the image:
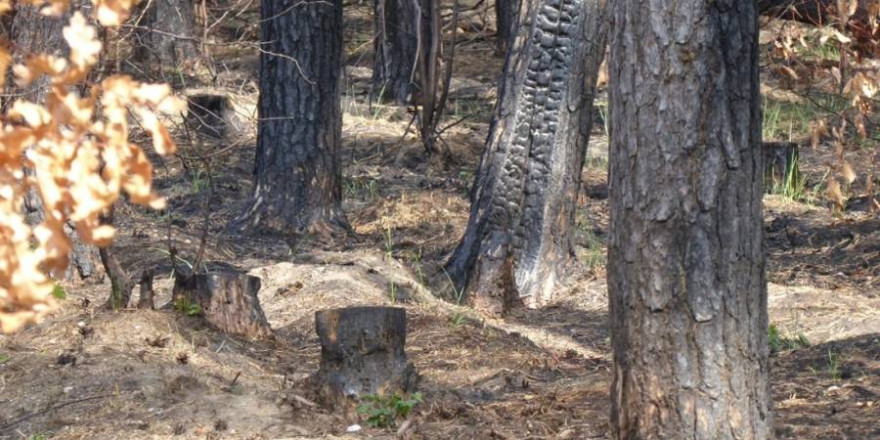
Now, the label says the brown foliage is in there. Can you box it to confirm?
[0,0,182,332]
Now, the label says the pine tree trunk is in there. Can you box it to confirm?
[373,0,418,104]
[445,0,609,314]
[495,0,520,55]
[607,1,771,439]
[232,0,349,240]
[131,0,198,81]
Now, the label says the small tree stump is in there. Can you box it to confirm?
[313,307,417,402]
[171,272,271,339]
[186,93,248,139]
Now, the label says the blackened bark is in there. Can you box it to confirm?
[1,4,65,106]
[138,270,155,309]
[314,307,417,401]
[608,1,770,439]
[495,0,520,55]
[131,0,199,80]
[232,0,349,240]
[373,0,418,104]
[99,208,133,309]
[445,0,609,314]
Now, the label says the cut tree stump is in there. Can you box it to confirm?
[171,272,271,339]
[313,307,417,402]
[186,92,248,139]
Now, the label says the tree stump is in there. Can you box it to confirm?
[313,307,417,402]
[186,93,248,139]
[171,272,271,339]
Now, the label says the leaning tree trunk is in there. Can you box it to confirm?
[445,0,609,314]
[495,0,520,55]
[231,0,349,240]
[373,0,418,104]
[131,0,199,82]
[608,1,770,439]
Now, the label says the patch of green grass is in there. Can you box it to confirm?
[766,152,808,201]
[408,249,425,286]
[0,353,10,364]
[51,284,66,300]
[357,392,423,429]
[768,324,810,353]
[173,296,203,317]
[826,349,842,382]
[801,33,842,62]
[443,269,468,330]
[583,229,605,268]
[344,176,380,201]
[189,168,209,194]
[28,433,53,440]
[762,96,837,143]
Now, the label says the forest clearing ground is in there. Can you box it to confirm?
[2,5,880,439]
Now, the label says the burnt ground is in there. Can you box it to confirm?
[2,5,880,440]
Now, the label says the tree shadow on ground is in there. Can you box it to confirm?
[765,211,880,293]
[772,333,880,440]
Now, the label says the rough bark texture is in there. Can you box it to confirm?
[608,1,770,439]
[172,272,271,339]
[495,0,520,55]
[313,307,417,402]
[100,246,133,309]
[138,270,155,310]
[131,0,199,80]
[232,0,348,240]
[372,0,418,103]
[445,0,609,314]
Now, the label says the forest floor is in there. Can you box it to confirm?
[2,5,880,440]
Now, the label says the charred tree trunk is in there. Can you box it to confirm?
[138,270,155,310]
[313,307,417,402]
[495,0,520,55]
[99,207,133,309]
[172,272,271,339]
[131,0,199,81]
[608,1,770,439]
[100,247,133,309]
[445,0,609,314]
[232,0,349,241]
[373,0,418,104]
[415,0,443,154]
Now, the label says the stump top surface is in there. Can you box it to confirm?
[315,306,406,318]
